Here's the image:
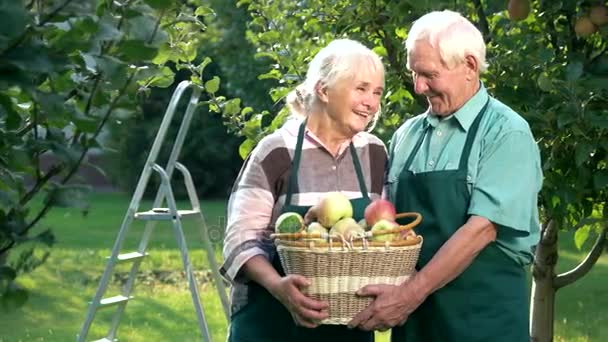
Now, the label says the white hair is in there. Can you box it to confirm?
[405,10,488,72]
[285,38,385,131]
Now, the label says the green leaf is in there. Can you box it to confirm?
[0,1,29,50]
[574,143,593,167]
[566,61,583,82]
[143,0,174,11]
[239,139,256,159]
[140,66,175,88]
[574,225,590,250]
[195,6,216,17]
[117,40,158,62]
[593,171,608,191]
[537,73,553,92]
[223,98,241,116]
[395,27,408,39]
[205,76,220,94]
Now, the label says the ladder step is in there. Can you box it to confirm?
[99,295,132,307]
[134,208,200,221]
[110,251,148,263]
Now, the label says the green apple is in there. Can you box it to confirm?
[305,222,329,242]
[274,212,304,233]
[317,192,353,228]
[370,219,399,242]
[329,217,357,238]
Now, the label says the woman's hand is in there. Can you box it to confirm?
[268,274,329,328]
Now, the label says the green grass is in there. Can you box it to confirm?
[0,192,606,341]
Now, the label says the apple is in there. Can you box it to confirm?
[574,16,598,38]
[305,222,328,242]
[507,0,530,22]
[370,219,399,242]
[590,5,608,26]
[317,192,353,228]
[329,217,357,237]
[274,212,304,233]
[364,199,396,227]
[398,228,417,240]
[343,224,366,240]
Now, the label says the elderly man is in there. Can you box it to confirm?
[348,10,542,342]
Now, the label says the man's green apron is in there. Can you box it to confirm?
[229,121,374,342]
[391,101,530,342]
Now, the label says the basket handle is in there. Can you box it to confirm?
[370,212,422,237]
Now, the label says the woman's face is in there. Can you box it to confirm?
[322,65,384,137]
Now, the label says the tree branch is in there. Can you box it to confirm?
[554,225,607,290]
[532,219,559,279]
[471,0,491,43]
[19,165,63,206]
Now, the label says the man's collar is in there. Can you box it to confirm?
[425,83,488,131]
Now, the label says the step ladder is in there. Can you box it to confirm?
[77,81,230,342]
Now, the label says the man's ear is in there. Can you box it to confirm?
[464,55,479,80]
[315,81,329,103]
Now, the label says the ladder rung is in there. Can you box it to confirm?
[110,251,148,263]
[98,295,132,307]
[134,208,199,221]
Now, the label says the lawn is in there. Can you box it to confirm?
[0,192,606,341]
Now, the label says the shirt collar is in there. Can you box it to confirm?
[283,115,364,145]
[425,83,488,132]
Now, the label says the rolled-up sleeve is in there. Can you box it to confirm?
[468,130,542,264]
[220,152,276,284]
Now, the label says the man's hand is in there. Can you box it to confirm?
[348,280,426,331]
[268,274,329,328]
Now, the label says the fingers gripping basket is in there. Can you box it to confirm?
[272,212,423,325]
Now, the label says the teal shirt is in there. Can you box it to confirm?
[388,85,542,266]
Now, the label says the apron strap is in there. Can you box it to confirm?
[284,121,306,207]
[458,98,490,170]
[286,121,372,205]
[349,142,370,200]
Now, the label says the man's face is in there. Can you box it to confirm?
[408,40,472,116]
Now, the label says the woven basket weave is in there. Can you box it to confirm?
[273,212,422,325]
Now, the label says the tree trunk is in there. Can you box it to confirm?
[530,220,558,342]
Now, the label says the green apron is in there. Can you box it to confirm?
[391,101,529,342]
[229,121,374,342]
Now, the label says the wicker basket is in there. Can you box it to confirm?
[272,212,423,325]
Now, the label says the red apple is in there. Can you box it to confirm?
[364,199,397,227]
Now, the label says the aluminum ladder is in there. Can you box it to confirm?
[77,81,230,342]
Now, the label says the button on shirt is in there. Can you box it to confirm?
[387,85,543,266]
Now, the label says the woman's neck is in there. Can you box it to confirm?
[306,113,352,157]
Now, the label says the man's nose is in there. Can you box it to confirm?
[414,77,428,94]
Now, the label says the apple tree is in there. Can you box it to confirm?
[0,0,241,310]
[225,0,607,340]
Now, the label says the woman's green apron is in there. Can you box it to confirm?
[391,101,529,342]
[229,121,374,342]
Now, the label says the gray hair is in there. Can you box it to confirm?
[285,38,385,131]
[405,10,488,72]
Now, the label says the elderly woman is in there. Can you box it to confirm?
[220,39,387,342]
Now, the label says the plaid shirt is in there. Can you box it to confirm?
[221,117,387,314]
